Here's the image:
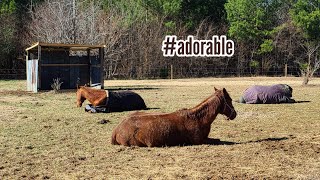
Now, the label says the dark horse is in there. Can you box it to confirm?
[111,87,237,147]
[76,86,146,112]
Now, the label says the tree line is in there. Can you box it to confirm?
[0,0,319,84]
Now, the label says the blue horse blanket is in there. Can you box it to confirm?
[240,84,295,104]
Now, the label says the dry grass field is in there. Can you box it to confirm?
[0,77,319,179]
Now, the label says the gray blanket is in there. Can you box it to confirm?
[240,84,295,104]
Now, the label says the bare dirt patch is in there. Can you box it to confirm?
[0,90,34,96]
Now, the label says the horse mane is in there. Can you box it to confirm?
[178,91,223,121]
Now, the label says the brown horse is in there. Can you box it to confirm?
[111,87,237,147]
[76,86,107,107]
[76,86,147,112]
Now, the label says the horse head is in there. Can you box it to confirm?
[76,86,86,107]
[214,87,237,120]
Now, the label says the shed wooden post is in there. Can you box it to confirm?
[38,45,41,90]
[99,47,105,89]
[87,49,91,86]
[26,52,29,91]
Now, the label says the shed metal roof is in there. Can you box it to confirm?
[26,42,106,51]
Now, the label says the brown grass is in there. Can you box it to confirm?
[0,77,319,179]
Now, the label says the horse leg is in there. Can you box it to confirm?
[111,130,119,145]
[93,96,106,106]
[111,121,146,146]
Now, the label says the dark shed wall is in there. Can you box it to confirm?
[41,66,90,89]
[40,50,91,90]
[41,50,69,64]
[90,55,102,85]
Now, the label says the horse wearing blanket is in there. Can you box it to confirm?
[76,86,147,112]
[239,84,295,104]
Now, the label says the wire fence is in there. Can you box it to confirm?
[1,66,319,80]
[0,69,26,79]
[108,65,316,79]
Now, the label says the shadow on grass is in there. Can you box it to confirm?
[9,86,160,94]
[206,137,292,146]
[291,100,311,103]
[145,107,161,110]
[86,107,161,114]
[235,100,311,104]
[106,86,159,91]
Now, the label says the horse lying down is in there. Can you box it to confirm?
[111,88,237,147]
[76,86,147,112]
[239,84,295,104]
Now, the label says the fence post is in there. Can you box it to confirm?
[284,64,288,77]
[170,64,173,80]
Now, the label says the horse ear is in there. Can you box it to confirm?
[223,88,227,93]
[214,87,218,91]
[222,88,230,97]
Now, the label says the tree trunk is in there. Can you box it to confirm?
[302,75,309,85]
[302,53,312,85]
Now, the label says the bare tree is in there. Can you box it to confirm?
[27,0,129,79]
[276,22,320,84]
[297,42,320,85]
[28,0,104,45]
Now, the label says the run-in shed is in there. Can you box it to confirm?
[26,42,105,92]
